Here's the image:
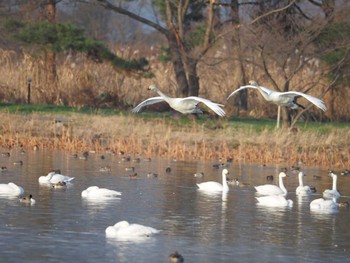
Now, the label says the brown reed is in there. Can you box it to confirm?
[0,112,349,168]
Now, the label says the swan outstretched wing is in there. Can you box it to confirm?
[131,97,165,113]
[281,91,327,111]
[227,85,272,100]
[184,97,226,117]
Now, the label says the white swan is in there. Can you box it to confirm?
[38,171,74,184]
[19,194,36,205]
[105,220,160,239]
[0,182,24,196]
[255,172,288,196]
[323,171,341,199]
[197,169,229,193]
[81,186,122,199]
[132,85,226,117]
[256,195,293,207]
[227,80,326,111]
[296,171,312,196]
[310,197,339,211]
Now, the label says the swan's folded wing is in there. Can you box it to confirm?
[185,97,226,117]
[282,91,327,111]
[131,97,165,113]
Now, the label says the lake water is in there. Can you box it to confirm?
[0,149,349,262]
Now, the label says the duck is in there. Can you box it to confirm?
[296,172,312,196]
[266,175,274,181]
[227,80,327,111]
[99,166,111,172]
[310,197,339,211]
[0,182,24,196]
[81,186,122,199]
[255,172,288,196]
[323,171,340,199]
[52,181,67,188]
[0,166,7,172]
[194,172,204,178]
[38,171,75,184]
[105,220,160,239]
[197,169,229,193]
[125,167,135,172]
[132,84,226,117]
[147,172,158,178]
[256,195,293,207]
[165,167,172,173]
[339,201,350,208]
[169,251,184,263]
[19,194,36,205]
[13,160,23,166]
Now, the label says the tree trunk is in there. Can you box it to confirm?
[45,0,58,104]
[187,57,199,96]
[167,34,189,96]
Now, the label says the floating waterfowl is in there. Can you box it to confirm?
[81,186,121,199]
[255,172,288,196]
[39,171,74,184]
[169,251,184,263]
[197,169,229,193]
[105,220,160,239]
[296,172,312,196]
[0,182,24,196]
[256,195,293,207]
[323,171,340,199]
[20,194,36,205]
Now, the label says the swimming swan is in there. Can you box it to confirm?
[20,194,36,205]
[256,195,293,207]
[255,172,288,196]
[323,171,340,199]
[81,186,122,199]
[227,80,326,111]
[296,171,312,196]
[310,197,339,211]
[39,171,74,184]
[132,85,226,117]
[197,169,229,193]
[105,220,160,239]
[0,182,24,196]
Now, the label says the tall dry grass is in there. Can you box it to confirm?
[0,47,349,121]
[0,112,349,168]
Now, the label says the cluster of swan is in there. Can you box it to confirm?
[132,81,326,117]
[254,172,293,207]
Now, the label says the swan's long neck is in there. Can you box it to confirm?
[298,173,304,187]
[332,174,337,191]
[252,81,270,101]
[278,174,287,193]
[222,173,229,192]
[153,87,170,100]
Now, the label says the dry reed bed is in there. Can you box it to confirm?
[0,112,349,168]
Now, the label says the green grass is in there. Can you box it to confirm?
[1,103,349,132]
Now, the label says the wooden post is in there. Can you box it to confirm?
[27,77,32,104]
[276,105,281,129]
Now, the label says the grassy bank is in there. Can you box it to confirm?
[0,103,349,168]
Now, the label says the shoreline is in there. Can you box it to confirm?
[0,112,349,169]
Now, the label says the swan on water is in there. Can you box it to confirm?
[323,171,341,199]
[296,171,312,196]
[19,194,36,205]
[81,186,122,199]
[132,85,226,117]
[0,182,25,196]
[227,80,326,111]
[197,169,229,193]
[105,220,160,239]
[256,195,293,207]
[38,171,74,184]
[310,197,339,211]
[255,172,288,196]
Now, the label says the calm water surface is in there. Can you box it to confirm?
[0,149,349,263]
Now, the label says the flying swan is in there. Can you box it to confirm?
[255,172,288,196]
[323,171,340,199]
[296,171,312,196]
[227,80,327,111]
[196,169,229,193]
[132,85,226,117]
